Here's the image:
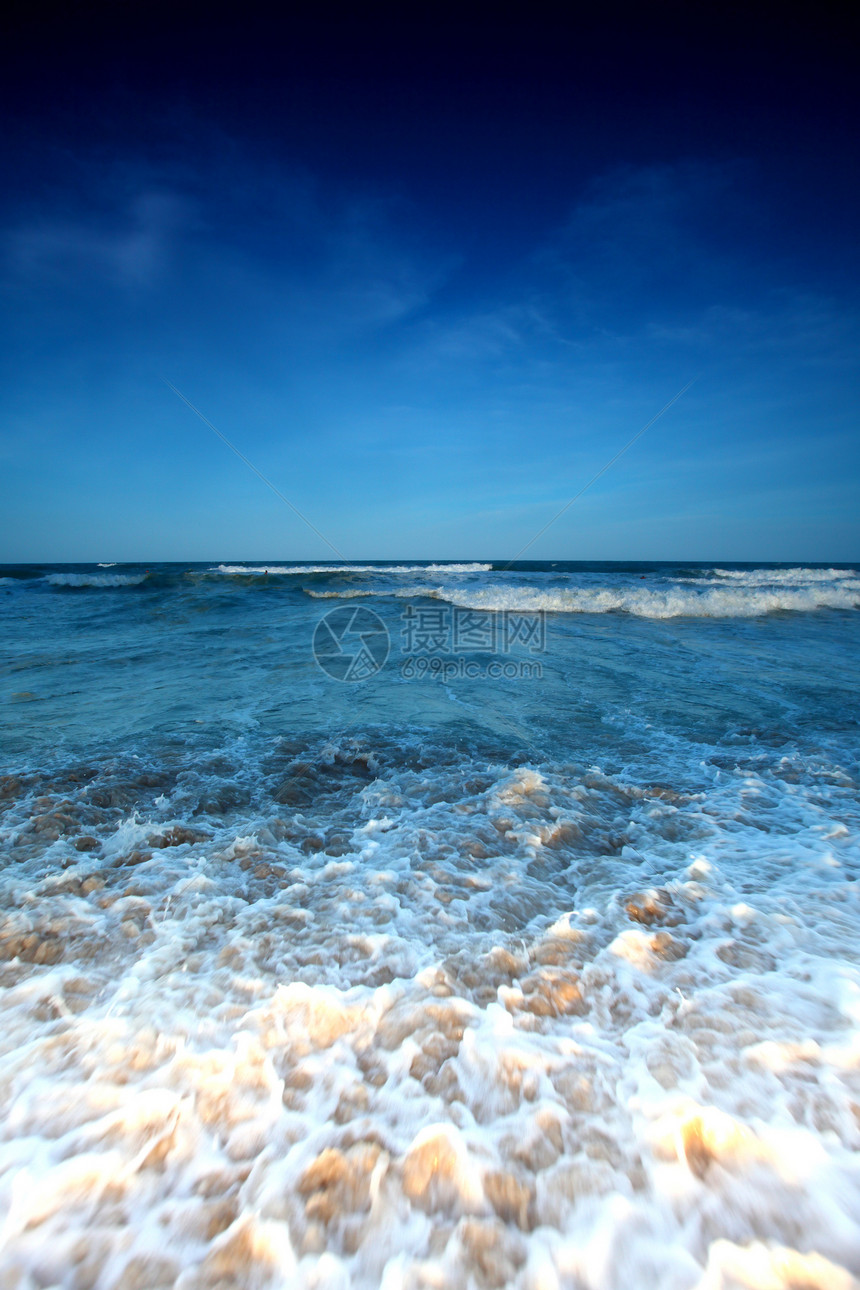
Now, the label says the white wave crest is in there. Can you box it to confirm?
[45,573,148,588]
[304,576,860,617]
[305,586,434,600]
[97,562,117,568]
[214,563,491,575]
[710,567,859,586]
[432,583,860,618]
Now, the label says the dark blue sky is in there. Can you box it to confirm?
[1,3,858,560]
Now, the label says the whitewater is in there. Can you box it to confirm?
[0,560,858,1289]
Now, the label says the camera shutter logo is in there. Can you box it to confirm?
[313,606,390,681]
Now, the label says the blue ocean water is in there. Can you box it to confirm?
[3,560,859,760]
[1,560,859,1286]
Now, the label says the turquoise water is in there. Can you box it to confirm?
[3,561,859,760]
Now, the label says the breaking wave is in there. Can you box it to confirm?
[304,571,860,618]
[433,583,860,618]
[687,567,859,586]
[44,573,149,588]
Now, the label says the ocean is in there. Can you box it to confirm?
[1,560,859,1289]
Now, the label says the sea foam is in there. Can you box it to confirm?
[0,738,857,1288]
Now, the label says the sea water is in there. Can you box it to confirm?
[0,561,858,1289]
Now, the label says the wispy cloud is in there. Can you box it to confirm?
[4,190,190,288]
[0,151,454,346]
[646,294,860,364]
[393,159,859,385]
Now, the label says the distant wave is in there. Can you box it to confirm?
[45,573,148,588]
[679,567,859,587]
[97,562,118,568]
[213,563,491,575]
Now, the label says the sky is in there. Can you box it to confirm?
[0,3,858,562]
